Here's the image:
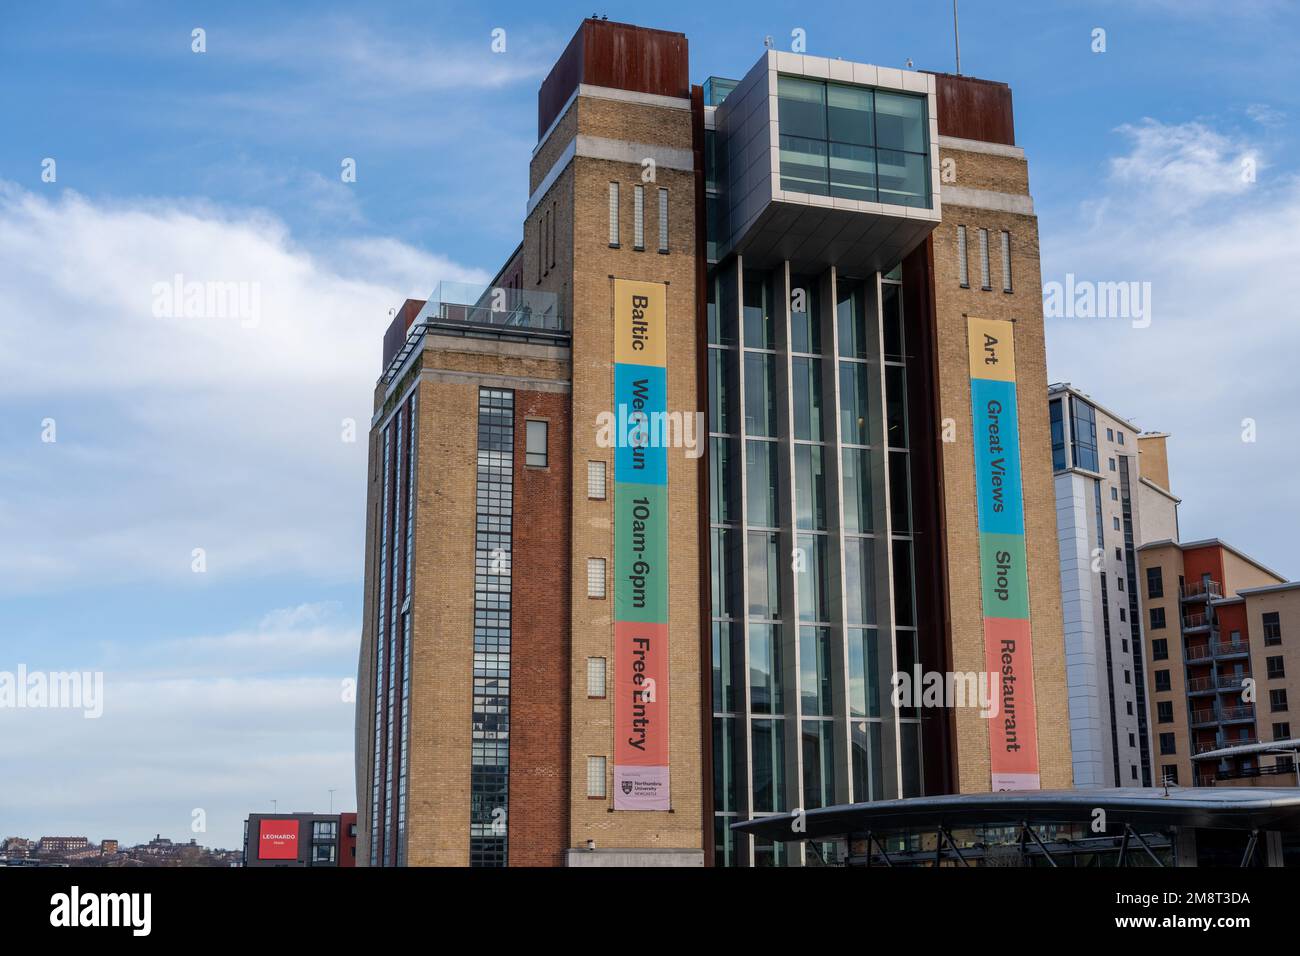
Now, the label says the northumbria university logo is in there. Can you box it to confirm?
[621,780,634,795]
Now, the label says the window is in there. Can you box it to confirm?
[1157,700,1173,723]
[1161,765,1178,785]
[608,182,620,247]
[1123,669,1131,684]
[543,206,551,275]
[1106,428,1114,442]
[587,461,607,499]
[1154,670,1171,692]
[1152,637,1168,659]
[1126,700,1134,715]
[1120,608,1127,623]
[1130,765,1137,781]
[313,843,336,863]
[775,76,930,207]
[586,756,607,798]
[586,558,606,599]
[1000,230,1012,292]
[1117,577,1124,593]
[525,420,548,467]
[1069,397,1098,472]
[1263,611,1282,645]
[1159,732,1176,755]
[658,187,669,253]
[312,821,338,840]
[1128,732,1136,747]
[956,225,969,287]
[1274,722,1291,741]
[633,185,645,250]
[1268,656,1286,679]
[1117,431,1125,445]
[1049,397,1066,470]
[1147,566,1163,598]
[1111,486,1119,501]
[1113,516,1121,531]
[1149,608,1166,633]
[587,657,607,698]
[977,228,990,289]
[1115,547,1121,561]
[1109,457,1117,471]
[1270,688,1289,712]
[1121,637,1128,650]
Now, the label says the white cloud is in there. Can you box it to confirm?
[1043,120,1300,574]
[0,602,360,847]
[1108,119,1259,209]
[0,183,488,593]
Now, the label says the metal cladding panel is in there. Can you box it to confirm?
[931,71,1016,145]
[537,19,690,137]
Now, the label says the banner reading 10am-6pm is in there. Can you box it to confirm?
[967,316,1041,791]
[612,278,670,811]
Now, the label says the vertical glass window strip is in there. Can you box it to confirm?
[586,557,607,598]
[851,721,885,802]
[749,623,784,713]
[586,756,607,798]
[587,657,606,698]
[848,627,881,718]
[743,272,776,349]
[371,426,391,866]
[608,182,620,247]
[794,444,827,531]
[743,352,777,437]
[789,274,821,354]
[978,228,991,290]
[633,185,645,250]
[383,408,402,867]
[396,396,416,864]
[657,187,669,252]
[1000,230,1012,292]
[801,718,836,809]
[797,535,830,623]
[549,203,556,269]
[587,460,607,500]
[747,532,781,619]
[792,357,823,441]
[470,388,514,867]
[751,718,786,813]
[956,225,969,287]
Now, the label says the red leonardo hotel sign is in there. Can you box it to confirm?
[258,819,299,860]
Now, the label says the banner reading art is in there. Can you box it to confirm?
[612,279,670,810]
[967,316,1041,792]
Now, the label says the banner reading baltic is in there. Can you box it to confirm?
[612,279,670,810]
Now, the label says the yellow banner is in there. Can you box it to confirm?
[967,316,1016,382]
[613,279,666,367]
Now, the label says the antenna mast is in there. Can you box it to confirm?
[953,0,962,75]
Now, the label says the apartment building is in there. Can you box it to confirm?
[1138,539,1296,787]
[1048,384,1180,788]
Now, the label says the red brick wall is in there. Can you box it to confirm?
[508,388,572,865]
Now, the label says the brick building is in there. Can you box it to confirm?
[356,17,1072,867]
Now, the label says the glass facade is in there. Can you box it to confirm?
[708,259,927,866]
[370,393,416,866]
[470,388,514,866]
[776,76,931,208]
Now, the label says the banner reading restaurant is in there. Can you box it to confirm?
[967,317,1041,791]
[612,278,670,810]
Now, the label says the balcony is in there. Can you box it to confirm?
[1181,580,1223,602]
[1185,644,1213,665]
[1182,611,1211,632]
[1190,709,1218,727]
[1212,640,1250,659]
[415,281,564,333]
[1220,704,1256,723]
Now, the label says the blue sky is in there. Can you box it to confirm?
[1,1,1297,849]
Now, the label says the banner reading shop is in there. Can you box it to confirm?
[967,316,1041,791]
[612,278,670,810]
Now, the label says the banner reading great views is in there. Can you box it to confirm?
[967,316,1041,791]
[612,279,670,810]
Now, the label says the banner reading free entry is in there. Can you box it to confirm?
[612,278,670,811]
